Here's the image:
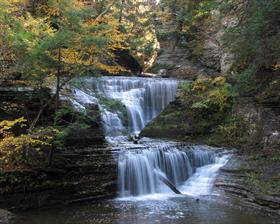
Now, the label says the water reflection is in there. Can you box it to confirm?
[14,195,279,224]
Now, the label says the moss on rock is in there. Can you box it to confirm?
[55,104,105,148]
[141,101,189,140]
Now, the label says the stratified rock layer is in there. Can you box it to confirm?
[0,145,117,210]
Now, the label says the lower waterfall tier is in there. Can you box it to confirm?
[118,143,228,197]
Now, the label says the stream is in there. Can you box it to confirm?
[11,77,279,224]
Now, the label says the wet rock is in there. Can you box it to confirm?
[215,155,280,215]
[158,69,167,77]
[140,101,188,140]
[254,195,280,209]
[0,209,13,224]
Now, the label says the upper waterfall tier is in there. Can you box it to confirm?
[96,77,178,134]
[71,77,178,137]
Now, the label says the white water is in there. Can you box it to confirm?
[118,143,229,199]
[14,77,275,224]
[70,76,230,200]
[179,154,230,196]
[97,77,178,134]
[70,76,178,140]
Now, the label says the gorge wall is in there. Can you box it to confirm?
[149,1,242,79]
[0,88,117,210]
[144,0,280,153]
[142,0,280,212]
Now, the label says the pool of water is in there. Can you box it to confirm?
[11,141,279,224]
[12,195,279,224]
[30,76,278,224]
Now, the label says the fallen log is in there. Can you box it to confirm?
[154,169,182,195]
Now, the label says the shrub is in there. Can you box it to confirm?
[179,76,233,114]
[0,117,27,138]
[99,97,126,114]
[0,118,59,171]
[213,117,249,147]
[177,77,234,138]
[0,134,52,171]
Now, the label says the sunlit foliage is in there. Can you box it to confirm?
[0,118,58,171]
[180,76,233,113]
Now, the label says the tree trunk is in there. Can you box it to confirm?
[28,101,49,132]
[48,147,54,167]
[31,0,36,15]
[28,76,74,133]
[119,0,125,24]
[55,48,61,111]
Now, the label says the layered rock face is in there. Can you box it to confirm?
[232,98,280,152]
[142,95,280,152]
[0,209,13,223]
[153,40,208,79]
[149,17,209,79]
[0,144,117,210]
[150,3,242,78]
[0,88,116,210]
[215,155,280,215]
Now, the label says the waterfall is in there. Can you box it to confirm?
[69,76,229,199]
[118,144,227,198]
[95,76,178,134]
[70,76,178,139]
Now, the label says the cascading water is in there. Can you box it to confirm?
[95,77,178,135]
[118,143,228,198]
[70,76,178,139]
[69,76,230,199]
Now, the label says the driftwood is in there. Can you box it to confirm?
[154,170,182,195]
